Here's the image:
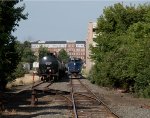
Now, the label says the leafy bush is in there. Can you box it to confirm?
[90,3,150,97]
[87,66,96,84]
[14,63,26,78]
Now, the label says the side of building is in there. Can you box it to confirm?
[86,22,97,73]
[31,40,86,62]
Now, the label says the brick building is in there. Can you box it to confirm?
[86,22,97,72]
[31,40,86,61]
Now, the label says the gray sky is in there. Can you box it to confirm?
[13,0,148,42]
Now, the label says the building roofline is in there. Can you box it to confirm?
[31,40,85,44]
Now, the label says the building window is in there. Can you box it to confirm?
[76,49,80,51]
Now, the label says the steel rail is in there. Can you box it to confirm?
[31,80,54,106]
[74,93,101,104]
[55,94,72,104]
[78,79,120,118]
[43,80,54,91]
[70,79,78,118]
[32,81,44,89]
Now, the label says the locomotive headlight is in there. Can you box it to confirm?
[49,69,51,72]
[43,56,47,60]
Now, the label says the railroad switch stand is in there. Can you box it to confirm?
[31,89,37,106]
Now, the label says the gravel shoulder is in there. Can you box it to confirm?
[81,79,150,118]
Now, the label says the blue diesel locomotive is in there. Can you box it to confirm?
[67,58,83,78]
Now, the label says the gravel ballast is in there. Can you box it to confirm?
[81,79,150,118]
[1,76,150,118]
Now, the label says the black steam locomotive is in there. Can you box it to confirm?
[38,53,66,82]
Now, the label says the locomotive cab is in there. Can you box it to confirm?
[67,58,83,78]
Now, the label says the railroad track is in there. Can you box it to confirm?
[30,79,54,106]
[69,78,120,118]
[0,80,54,110]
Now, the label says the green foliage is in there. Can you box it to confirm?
[8,41,36,78]
[58,49,69,63]
[38,46,49,59]
[90,3,150,97]
[21,41,37,63]
[13,63,26,78]
[87,66,96,84]
[0,0,27,88]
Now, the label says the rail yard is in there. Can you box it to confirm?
[0,74,150,118]
[1,1,150,118]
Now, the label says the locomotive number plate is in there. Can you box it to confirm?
[46,62,52,65]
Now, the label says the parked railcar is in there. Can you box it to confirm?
[67,58,83,78]
[38,53,65,81]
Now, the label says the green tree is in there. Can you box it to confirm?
[12,41,37,75]
[21,41,37,64]
[90,3,150,97]
[38,46,49,59]
[13,41,26,77]
[0,0,27,90]
[58,49,69,63]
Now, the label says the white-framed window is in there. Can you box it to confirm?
[76,44,85,47]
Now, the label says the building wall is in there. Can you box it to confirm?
[31,40,86,62]
[86,22,97,73]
